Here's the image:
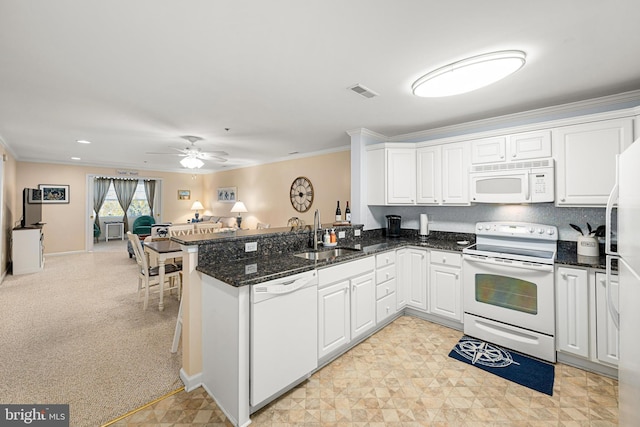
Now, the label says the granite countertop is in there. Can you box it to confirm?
[555,240,610,270]
[196,231,476,287]
[194,231,614,287]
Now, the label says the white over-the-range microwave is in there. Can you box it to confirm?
[469,158,554,203]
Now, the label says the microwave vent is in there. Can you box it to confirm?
[471,158,552,173]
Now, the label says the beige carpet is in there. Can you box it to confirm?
[0,243,183,427]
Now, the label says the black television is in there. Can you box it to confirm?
[21,188,42,228]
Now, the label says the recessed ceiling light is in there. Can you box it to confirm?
[71,157,81,160]
[412,50,526,97]
[76,139,92,144]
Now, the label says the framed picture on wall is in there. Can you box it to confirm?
[38,184,69,204]
[217,187,237,203]
[178,190,191,200]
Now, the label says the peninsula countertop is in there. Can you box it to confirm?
[192,232,476,287]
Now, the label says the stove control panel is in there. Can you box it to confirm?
[475,222,558,240]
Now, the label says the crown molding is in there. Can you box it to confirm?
[392,89,640,142]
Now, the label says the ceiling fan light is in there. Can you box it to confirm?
[180,156,204,169]
[412,50,526,97]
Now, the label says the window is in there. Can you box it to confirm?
[98,180,151,218]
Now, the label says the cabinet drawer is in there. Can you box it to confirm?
[376,264,396,284]
[319,256,375,288]
[430,250,461,267]
[376,277,396,300]
[376,250,396,267]
[376,292,397,323]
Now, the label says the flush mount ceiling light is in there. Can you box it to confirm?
[412,50,526,97]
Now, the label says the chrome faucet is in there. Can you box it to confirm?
[312,209,321,250]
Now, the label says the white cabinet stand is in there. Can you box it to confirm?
[12,227,44,275]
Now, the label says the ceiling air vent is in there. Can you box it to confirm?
[348,84,379,99]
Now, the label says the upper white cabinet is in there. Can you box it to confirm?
[366,144,416,205]
[470,136,506,164]
[417,142,470,205]
[470,130,551,164]
[554,118,633,206]
[509,130,552,160]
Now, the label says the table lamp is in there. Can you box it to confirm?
[230,201,248,229]
[191,200,204,222]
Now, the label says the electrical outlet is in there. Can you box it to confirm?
[245,242,257,252]
[245,264,257,274]
[338,231,346,239]
[354,229,361,237]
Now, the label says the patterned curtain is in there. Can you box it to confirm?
[112,178,138,232]
[93,177,112,231]
[143,179,156,219]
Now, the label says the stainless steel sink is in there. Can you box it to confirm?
[294,247,361,261]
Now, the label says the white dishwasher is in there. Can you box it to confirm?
[250,270,318,408]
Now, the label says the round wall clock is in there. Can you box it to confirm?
[290,176,314,213]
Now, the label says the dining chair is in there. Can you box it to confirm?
[168,224,195,237]
[195,222,222,234]
[126,232,182,310]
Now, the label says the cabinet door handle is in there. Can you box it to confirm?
[386,287,390,294]
[344,287,348,294]
[561,273,567,279]
[442,258,447,263]
[352,285,356,292]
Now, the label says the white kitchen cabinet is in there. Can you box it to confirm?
[416,145,441,204]
[416,142,470,205]
[595,272,619,366]
[318,280,350,359]
[556,266,590,358]
[508,130,552,161]
[387,148,416,204]
[398,248,428,311]
[470,130,551,164]
[317,256,376,359]
[351,271,376,340]
[429,250,462,322]
[470,136,506,164]
[375,250,397,323]
[12,227,44,275]
[395,249,408,309]
[554,117,633,206]
[366,144,416,205]
[441,142,470,205]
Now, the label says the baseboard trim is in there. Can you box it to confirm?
[180,368,202,392]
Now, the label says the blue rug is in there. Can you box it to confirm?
[448,335,555,395]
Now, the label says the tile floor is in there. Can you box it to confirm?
[110,316,618,426]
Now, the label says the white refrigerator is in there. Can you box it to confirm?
[606,137,640,425]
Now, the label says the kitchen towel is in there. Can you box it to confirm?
[419,214,429,236]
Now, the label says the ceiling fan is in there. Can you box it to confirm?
[146,135,229,169]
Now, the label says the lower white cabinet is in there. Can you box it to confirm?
[556,266,620,368]
[429,250,462,322]
[595,272,620,366]
[375,250,397,323]
[12,227,44,275]
[397,248,428,311]
[350,272,376,340]
[556,266,590,358]
[318,280,351,359]
[318,257,376,359]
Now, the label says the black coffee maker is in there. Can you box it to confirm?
[386,215,402,237]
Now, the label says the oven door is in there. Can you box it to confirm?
[463,254,555,335]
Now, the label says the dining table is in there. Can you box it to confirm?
[143,239,183,311]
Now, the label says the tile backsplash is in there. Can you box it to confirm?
[369,203,614,242]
